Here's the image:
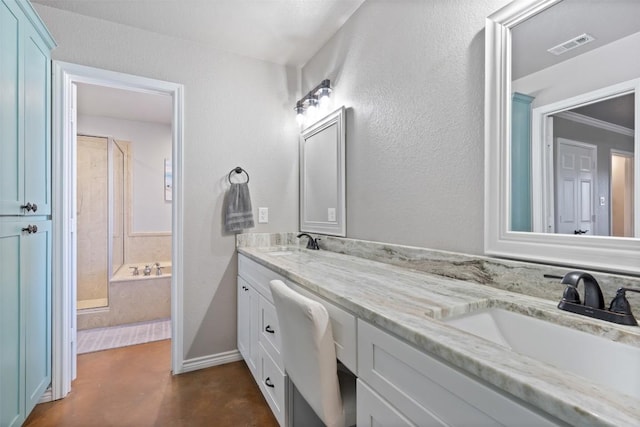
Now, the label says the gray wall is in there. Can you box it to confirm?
[35,4,299,360]
[37,0,514,361]
[302,0,510,254]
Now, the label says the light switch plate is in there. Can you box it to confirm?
[328,207,336,222]
[258,207,268,224]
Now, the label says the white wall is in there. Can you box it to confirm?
[78,114,172,233]
[35,4,299,360]
[513,31,640,108]
[302,0,510,254]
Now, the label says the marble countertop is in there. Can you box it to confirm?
[238,245,640,427]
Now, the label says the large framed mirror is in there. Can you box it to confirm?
[300,106,346,236]
[485,0,640,274]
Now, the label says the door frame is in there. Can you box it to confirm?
[610,149,635,236]
[531,78,640,235]
[51,61,185,400]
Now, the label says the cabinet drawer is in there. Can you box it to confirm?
[358,320,560,427]
[258,295,283,371]
[259,344,287,427]
[238,254,286,302]
[357,379,414,427]
[287,281,357,373]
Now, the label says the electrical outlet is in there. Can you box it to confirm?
[258,207,268,224]
[328,207,336,222]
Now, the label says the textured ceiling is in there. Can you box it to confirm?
[512,0,640,80]
[32,0,365,66]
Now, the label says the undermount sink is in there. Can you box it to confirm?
[443,308,640,400]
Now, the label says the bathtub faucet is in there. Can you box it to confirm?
[143,265,152,276]
[129,266,139,276]
[155,262,163,276]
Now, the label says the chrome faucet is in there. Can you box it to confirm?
[129,266,139,276]
[155,262,163,276]
[555,271,638,326]
[297,233,320,250]
[143,265,152,276]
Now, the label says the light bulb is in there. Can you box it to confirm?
[295,102,305,126]
[307,96,318,117]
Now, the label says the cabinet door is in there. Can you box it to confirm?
[0,219,51,426]
[357,380,415,427]
[0,0,23,216]
[0,222,24,427]
[238,277,259,378]
[237,277,253,373]
[23,220,52,415]
[22,23,51,215]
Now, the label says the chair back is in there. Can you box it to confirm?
[269,279,345,427]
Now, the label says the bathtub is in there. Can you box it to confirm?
[77,261,172,330]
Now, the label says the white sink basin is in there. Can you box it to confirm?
[444,308,640,399]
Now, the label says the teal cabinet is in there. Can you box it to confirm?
[0,220,51,427]
[511,92,534,232]
[0,1,55,426]
[0,0,54,217]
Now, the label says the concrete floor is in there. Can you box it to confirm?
[25,340,278,426]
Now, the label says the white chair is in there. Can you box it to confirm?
[269,279,356,427]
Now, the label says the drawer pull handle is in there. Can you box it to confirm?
[265,325,275,334]
[242,286,248,291]
[21,202,38,212]
[22,225,38,234]
[265,377,274,388]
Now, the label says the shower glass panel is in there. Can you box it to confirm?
[76,135,109,309]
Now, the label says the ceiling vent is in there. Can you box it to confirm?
[547,33,595,56]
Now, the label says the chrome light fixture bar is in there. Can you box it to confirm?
[295,79,332,125]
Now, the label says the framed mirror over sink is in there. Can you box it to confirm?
[485,0,640,274]
[299,106,346,237]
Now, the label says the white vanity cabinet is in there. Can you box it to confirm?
[237,256,288,426]
[237,254,357,427]
[357,320,562,427]
[237,251,569,427]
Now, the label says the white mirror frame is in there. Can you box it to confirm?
[300,106,346,237]
[485,0,640,275]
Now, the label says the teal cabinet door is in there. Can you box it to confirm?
[0,0,23,216]
[23,220,52,415]
[0,222,24,427]
[0,0,53,217]
[23,23,52,216]
[0,219,51,426]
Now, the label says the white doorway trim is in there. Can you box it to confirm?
[531,77,640,234]
[51,61,185,400]
[610,149,635,237]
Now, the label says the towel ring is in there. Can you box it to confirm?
[228,166,250,184]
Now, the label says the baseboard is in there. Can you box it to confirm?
[180,349,243,373]
[39,388,53,403]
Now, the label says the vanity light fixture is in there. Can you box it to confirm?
[295,79,332,126]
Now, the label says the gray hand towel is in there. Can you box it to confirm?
[224,182,255,232]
